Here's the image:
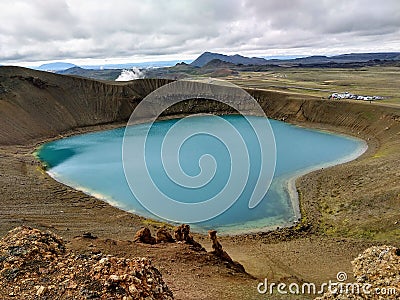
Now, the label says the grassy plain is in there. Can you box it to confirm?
[222,66,400,105]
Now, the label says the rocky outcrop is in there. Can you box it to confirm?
[174,224,204,251]
[156,227,175,243]
[0,226,173,299]
[208,230,233,262]
[208,230,246,274]
[315,245,400,299]
[133,225,204,250]
[173,225,184,242]
[133,227,156,244]
[352,246,400,290]
[133,224,208,250]
[133,226,175,244]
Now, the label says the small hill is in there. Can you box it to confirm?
[330,52,400,62]
[292,55,331,64]
[58,66,122,81]
[201,59,237,69]
[144,62,198,79]
[191,52,267,67]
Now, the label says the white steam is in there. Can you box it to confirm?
[115,67,144,81]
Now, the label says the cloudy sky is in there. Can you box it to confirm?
[1,0,399,66]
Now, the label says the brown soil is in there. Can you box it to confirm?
[1,66,399,299]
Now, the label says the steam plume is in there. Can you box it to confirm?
[115,67,144,81]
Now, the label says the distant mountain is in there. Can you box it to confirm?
[35,62,77,72]
[82,60,192,70]
[191,52,267,67]
[261,55,306,60]
[191,51,400,68]
[289,55,332,64]
[57,66,85,74]
[32,60,192,73]
[57,66,122,81]
[329,52,400,62]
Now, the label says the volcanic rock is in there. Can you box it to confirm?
[156,227,175,243]
[133,227,156,244]
[174,224,204,251]
[315,245,400,299]
[0,226,173,299]
[208,230,232,262]
[208,230,246,274]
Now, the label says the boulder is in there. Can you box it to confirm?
[156,227,175,243]
[174,225,184,241]
[208,230,232,262]
[174,224,204,251]
[208,230,246,274]
[133,227,156,244]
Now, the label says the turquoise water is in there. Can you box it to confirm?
[37,115,366,234]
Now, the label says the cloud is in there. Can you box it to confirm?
[115,67,144,81]
[0,0,399,65]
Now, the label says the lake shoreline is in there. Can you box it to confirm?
[286,131,368,227]
[35,116,368,236]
